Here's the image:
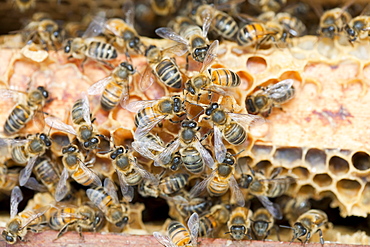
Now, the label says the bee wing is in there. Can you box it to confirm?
[264,79,294,99]
[19,156,38,186]
[10,186,23,218]
[0,138,28,148]
[201,40,219,72]
[23,177,48,192]
[119,80,130,109]
[83,12,106,38]
[154,139,180,166]
[0,88,26,100]
[19,205,51,231]
[117,171,134,202]
[153,232,175,247]
[155,27,188,45]
[227,112,265,127]
[214,126,226,164]
[172,195,189,205]
[187,212,200,245]
[194,138,215,169]
[134,115,166,140]
[139,65,155,92]
[122,0,135,28]
[86,188,108,214]
[80,92,92,125]
[189,172,214,198]
[125,99,158,113]
[103,178,119,204]
[55,167,70,202]
[257,195,283,220]
[79,162,102,187]
[45,116,77,136]
[229,175,245,207]
[162,43,188,57]
[135,162,159,186]
[200,6,213,38]
[132,140,164,160]
[87,76,111,95]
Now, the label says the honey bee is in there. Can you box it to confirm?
[192,4,238,40]
[0,133,52,188]
[155,9,213,66]
[126,95,185,139]
[48,203,105,240]
[63,38,118,66]
[318,7,352,38]
[238,167,295,219]
[344,4,370,43]
[226,206,253,240]
[190,152,245,207]
[250,208,275,240]
[245,79,295,117]
[55,144,102,202]
[13,0,36,12]
[23,17,64,51]
[171,195,211,218]
[154,119,214,174]
[284,209,329,245]
[201,102,263,162]
[198,204,230,237]
[109,145,159,202]
[248,0,286,12]
[86,178,130,228]
[45,93,102,150]
[1,86,49,136]
[2,186,49,244]
[150,0,178,16]
[88,62,136,111]
[153,212,199,247]
[185,40,241,98]
[140,44,187,91]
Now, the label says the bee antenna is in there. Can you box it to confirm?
[231,149,244,157]
[279,225,294,230]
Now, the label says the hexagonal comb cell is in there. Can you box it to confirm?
[246,56,267,74]
[360,182,370,206]
[273,147,302,167]
[292,166,310,180]
[251,144,273,157]
[298,184,316,197]
[336,179,362,201]
[313,174,333,188]
[305,148,327,173]
[329,156,350,176]
[352,152,370,171]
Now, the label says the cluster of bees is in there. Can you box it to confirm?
[2,0,369,246]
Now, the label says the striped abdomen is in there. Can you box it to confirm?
[159,173,189,195]
[122,168,143,186]
[180,147,204,174]
[237,23,266,46]
[213,12,238,39]
[199,215,218,237]
[155,58,182,88]
[207,177,229,197]
[211,69,240,87]
[178,198,209,217]
[11,146,28,164]
[223,121,246,145]
[168,221,191,246]
[34,158,60,193]
[71,99,85,125]
[87,187,115,212]
[49,207,78,230]
[4,104,32,135]
[134,107,161,127]
[101,80,125,111]
[71,166,96,186]
[88,42,117,60]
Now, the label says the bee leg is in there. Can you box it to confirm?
[185,53,191,71]
[274,224,281,241]
[246,228,253,240]
[80,57,88,72]
[77,225,84,241]
[54,220,77,241]
[98,60,114,69]
[317,229,324,246]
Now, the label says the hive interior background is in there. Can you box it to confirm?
[1,0,370,245]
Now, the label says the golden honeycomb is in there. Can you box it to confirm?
[1,0,370,246]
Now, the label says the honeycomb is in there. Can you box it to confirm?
[1,0,370,246]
